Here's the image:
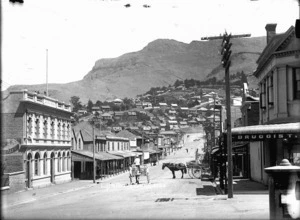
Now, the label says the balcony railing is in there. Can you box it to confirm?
[22,90,71,112]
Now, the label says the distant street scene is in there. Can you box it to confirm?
[2,131,269,219]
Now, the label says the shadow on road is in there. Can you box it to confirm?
[196,185,218,196]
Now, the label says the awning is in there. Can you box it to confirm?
[109,151,133,158]
[123,150,138,157]
[72,150,123,161]
[231,122,300,141]
[131,151,143,156]
[158,145,171,149]
[135,148,157,154]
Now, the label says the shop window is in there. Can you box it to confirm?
[294,68,300,100]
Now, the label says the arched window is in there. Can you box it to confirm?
[67,152,71,171]
[34,153,40,176]
[43,152,47,175]
[57,152,61,172]
[62,152,66,171]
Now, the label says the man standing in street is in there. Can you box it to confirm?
[134,155,141,173]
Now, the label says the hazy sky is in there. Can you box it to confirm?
[1,0,299,90]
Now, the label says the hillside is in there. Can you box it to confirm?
[5,37,266,103]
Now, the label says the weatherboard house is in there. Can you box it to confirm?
[2,90,73,192]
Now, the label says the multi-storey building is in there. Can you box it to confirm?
[231,24,300,184]
[2,90,73,190]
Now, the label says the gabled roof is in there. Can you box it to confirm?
[254,26,295,77]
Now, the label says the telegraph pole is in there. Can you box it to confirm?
[93,120,96,183]
[221,32,233,198]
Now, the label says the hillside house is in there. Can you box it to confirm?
[92,106,101,115]
[101,106,111,112]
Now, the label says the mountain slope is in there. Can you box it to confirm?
[6,37,266,103]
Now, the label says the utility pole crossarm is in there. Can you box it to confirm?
[201,33,251,41]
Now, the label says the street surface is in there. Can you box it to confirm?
[2,128,269,219]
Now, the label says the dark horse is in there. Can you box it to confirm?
[162,163,187,179]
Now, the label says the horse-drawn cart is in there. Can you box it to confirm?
[129,164,150,184]
[186,160,211,179]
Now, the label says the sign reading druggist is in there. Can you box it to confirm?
[232,133,299,141]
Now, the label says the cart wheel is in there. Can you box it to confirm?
[188,168,194,179]
[192,168,202,179]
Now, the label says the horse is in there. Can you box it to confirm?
[162,162,187,179]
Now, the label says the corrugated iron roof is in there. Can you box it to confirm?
[72,150,123,160]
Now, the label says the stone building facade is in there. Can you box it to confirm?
[2,90,73,191]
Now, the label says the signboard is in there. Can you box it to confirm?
[232,133,298,142]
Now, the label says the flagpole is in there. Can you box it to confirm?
[46,49,48,96]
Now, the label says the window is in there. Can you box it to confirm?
[27,117,33,136]
[34,153,40,176]
[260,82,266,109]
[43,119,48,138]
[43,152,47,175]
[66,123,70,140]
[57,122,62,140]
[50,120,55,139]
[62,152,65,171]
[35,118,40,138]
[62,123,66,140]
[294,68,300,100]
[57,152,61,172]
[268,75,274,105]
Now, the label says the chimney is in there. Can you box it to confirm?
[265,23,277,44]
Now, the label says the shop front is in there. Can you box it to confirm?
[213,122,300,188]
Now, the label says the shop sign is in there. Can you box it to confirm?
[233,133,298,141]
[233,146,247,153]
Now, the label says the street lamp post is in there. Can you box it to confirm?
[91,116,100,184]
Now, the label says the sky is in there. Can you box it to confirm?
[1,0,299,90]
